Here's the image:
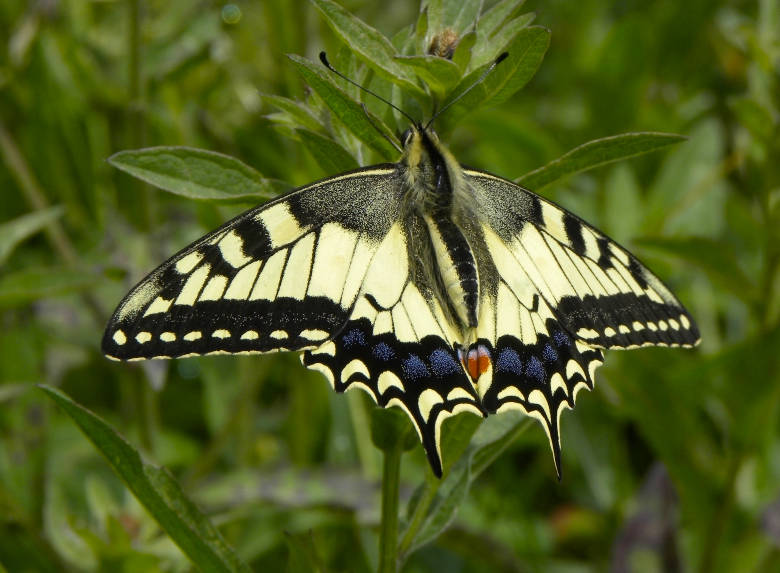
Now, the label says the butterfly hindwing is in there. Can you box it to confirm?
[102,166,403,360]
[302,219,485,477]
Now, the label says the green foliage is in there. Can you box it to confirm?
[1,0,779,572]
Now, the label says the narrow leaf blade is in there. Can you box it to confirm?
[288,54,398,160]
[311,0,424,96]
[517,132,687,189]
[39,385,251,573]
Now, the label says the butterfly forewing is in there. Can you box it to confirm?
[102,166,402,360]
[466,169,700,350]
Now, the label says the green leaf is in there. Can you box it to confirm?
[477,0,526,39]
[288,54,399,160]
[310,0,424,97]
[261,94,324,132]
[517,132,687,189]
[39,385,251,573]
[442,0,483,37]
[394,55,461,96]
[109,147,278,201]
[400,414,531,555]
[371,407,417,452]
[296,129,360,174]
[426,0,482,37]
[451,31,477,72]
[0,267,100,309]
[0,206,64,266]
[471,12,536,69]
[440,26,550,125]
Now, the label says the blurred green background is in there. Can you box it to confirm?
[1,0,779,571]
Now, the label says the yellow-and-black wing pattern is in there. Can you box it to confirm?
[102,165,402,360]
[103,122,699,479]
[302,217,484,477]
[459,169,699,475]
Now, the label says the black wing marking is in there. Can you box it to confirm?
[462,169,699,477]
[465,169,700,349]
[302,221,485,477]
[102,166,402,360]
[469,275,604,478]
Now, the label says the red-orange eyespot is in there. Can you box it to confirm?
[464,344,491,383]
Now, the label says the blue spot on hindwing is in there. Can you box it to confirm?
[429,349,460,376]
[372,342,395,361]
[525,356,545,384]
[496,348,523,375]
[553,331,571,347]
[402,354,429,381]
[542,343,558,363]
[342,328,366,349]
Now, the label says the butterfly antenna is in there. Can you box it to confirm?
[319,52,418,127]
[361,103,403,152]
[425,52,509,130]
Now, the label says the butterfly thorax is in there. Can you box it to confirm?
[401,126,480,330]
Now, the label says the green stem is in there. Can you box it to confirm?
[398,480,438,558]
[378,442,403,573]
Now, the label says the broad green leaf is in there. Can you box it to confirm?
[310,0,424,97]
[296,129,360,174]
[0,267,100,309]
[634,236,755,301]
[261,94,324,132]
[39,386,251,573]
[477,0,526,38]
[0,206,63,266]
[370,407,417,452]
[109,147,278,201]
[394,55,461,96]
[471,13,536,69]
[451,31,477,72]
[440,26,550,125]
[517,132,687,189]
[443,0,483,37]
[426,0,482,37]
[288,54,399,160]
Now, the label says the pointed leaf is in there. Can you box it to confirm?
[261,94,324,132]
[109,147,278,201]
[311,0,424,97]
[288,54,399,160]
[477,0,526,38]
[400,414,531,555]
[39,385,251,573]
[394,55,461,95]
[517,132,687,189]
[471,13,536,69]
[441,26,549,125]
[0,206,64,265]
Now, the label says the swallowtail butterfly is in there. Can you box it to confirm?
[103,55,699,478]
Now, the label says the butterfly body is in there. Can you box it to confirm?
[104,124,699,477]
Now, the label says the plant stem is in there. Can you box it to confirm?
[378,441,403,573]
